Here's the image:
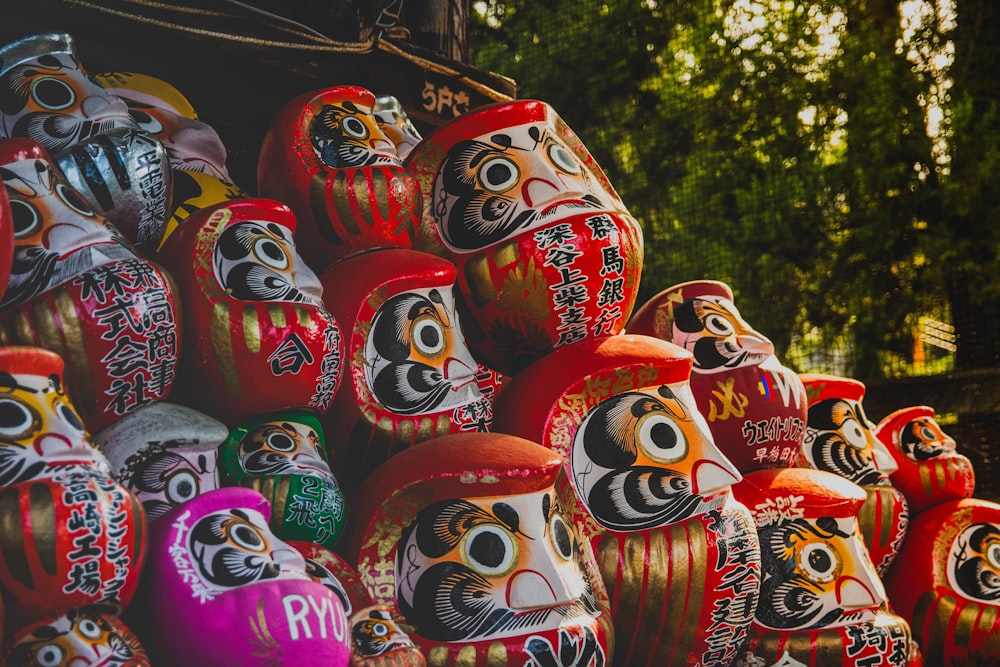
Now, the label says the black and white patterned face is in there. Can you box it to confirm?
[669,295,774,373]
[0,151,132,309]
[187,507,309,594]
[949,522,1000,603]
[309,97,399,168]
[899,415,956,461]
[0,367,105,486]
[0,48,136,152]
[7,607,145,667]
[130,448,218,523]
[804,398,898,486]
[756,515,885,630]
[571,383,739,531]
[365,285,482,415]
[395,487,600,642]
[213,219,322,306]
[236,418,333,478]
[433,121,616,253]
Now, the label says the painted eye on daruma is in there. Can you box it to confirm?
[0,397,39,440]
[252,237,289,270]
[31,77,76,111]
[799,542,840,583]
[987,543,1000,569]
[56,183,95,217]
[637,413,688,463]
[230,523,267,551]
[342,116,369,139]
[477,156,519,193]
[35,645,64,667]
[56,402,86,433]
[547,143,581,174]
[76,618,102,640]
[166,470,199,504]
[265,431,296,452]
[841,418,868,449]
[549,513,574,561]
[412,318,445,356]
[704,313,734,337]
[10,200,42,239]
[463,524,517,576]
[372,623,389,637]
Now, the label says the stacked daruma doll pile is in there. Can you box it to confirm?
[258,85,503,500]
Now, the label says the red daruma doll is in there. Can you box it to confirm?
[493,334,760,667]
[799,374,909,576]
[319,247,500,489]
[884,497,1000,666]
[0,346,146,636]
[157,197,344,425]
[628,279,808,473]
[733,467,914,667]
[258,85,422,272]
[346,432,613,666]
[404,99,644,376]
[874,405,975,514]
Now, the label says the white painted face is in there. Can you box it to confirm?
[185,506,310,596]
[669,295,774,373]
[756,514,886,630]
[236,417,334,478]
[432,120,620,253]
[0,151,133,308]
[0,367,107,485]
[0,45,137,151]
[364,285,483,415]
[948,522,1000,603]
[804,397,898,485]
[212,218,323,306]
[395,486,600,642]
[571,381,741,530]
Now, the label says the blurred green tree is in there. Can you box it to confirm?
[470,0,993,380]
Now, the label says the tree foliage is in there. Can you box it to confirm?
[470,0,995,381]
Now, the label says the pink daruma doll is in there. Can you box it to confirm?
[628,279,807,472]
[143,486,351,665]
[404,99,644,376]
[347,432,613,666]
